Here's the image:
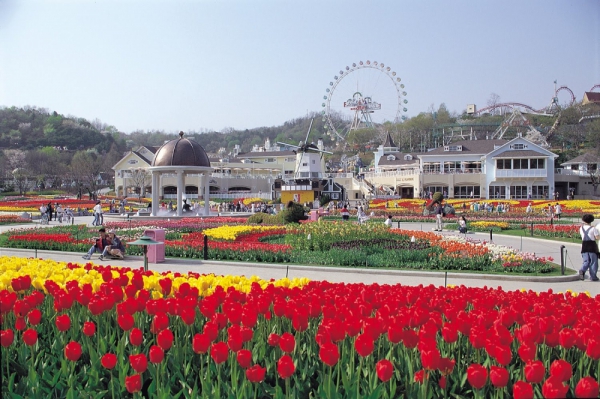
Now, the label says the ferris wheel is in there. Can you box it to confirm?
[322,60,408,142]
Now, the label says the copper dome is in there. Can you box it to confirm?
[151,132,210,167]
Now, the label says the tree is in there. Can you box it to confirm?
[128,168,151,199]
[587,162,600,197]
[70,151,104,198]
[487,93,501,115]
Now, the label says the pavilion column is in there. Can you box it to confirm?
[176,170,184,217]
[122,176,128,198]
[151,171,160,216]
[204,172,210,216]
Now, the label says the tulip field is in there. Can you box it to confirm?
[1,256,599,398]
[0,219,557,274]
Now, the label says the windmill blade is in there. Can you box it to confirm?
[276,142,301,149]
[304,118,314,145]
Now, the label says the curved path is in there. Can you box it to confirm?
[0,217,597,295]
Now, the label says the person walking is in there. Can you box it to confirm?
[384,215,393,227]
[554,203,562,220]
[578,214,599,281]
[92,201,102,226]
[340,205,350,221]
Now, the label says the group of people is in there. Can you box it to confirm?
[82,228,125,261]
[39,202,74,223]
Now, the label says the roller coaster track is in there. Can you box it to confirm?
[475,86,577,115]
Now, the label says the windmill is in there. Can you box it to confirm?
[277,119,332,182]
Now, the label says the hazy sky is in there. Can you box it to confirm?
[1,0,598,134]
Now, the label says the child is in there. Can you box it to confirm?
[458,216,468,234]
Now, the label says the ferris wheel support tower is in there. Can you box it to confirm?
[345,92,381,131]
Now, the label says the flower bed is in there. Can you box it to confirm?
[0,215,32,225]
[0,256,598,398]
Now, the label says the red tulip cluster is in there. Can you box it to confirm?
[3,264,600,397]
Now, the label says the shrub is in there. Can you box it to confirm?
[281,201,308,224]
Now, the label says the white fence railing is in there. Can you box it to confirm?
[495,169,547,178]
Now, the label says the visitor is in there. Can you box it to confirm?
[92,201,103,226]
[384,215,393,228]
[39,203,47,219]
[56,204,63,223]
[526,202,532,215]
[340,205,350,221]
[458,216,467,234]
[100,230,125,260]
[357,206,368,224]
[82,228,110,260]
[578,214,599,281]
[435,203,443,232]
[47,202,53,222]
[554,203,562,220]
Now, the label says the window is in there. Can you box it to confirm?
[302,163,308,167]
[425,186,448,195]
[489,186,506,199]
[510,143,527,150]
[404,154,413,161]
[128,160,138,165]
[530,159,545,169]
[510,185,528,199]
[531,185,549,199]
[444,145,462,151]
[285,157,295,162]
[496,159,511,169]
[513,159,528,169]
[265,158,276,163]
[387,155,396,161]
[312,160,316,164]
[453,186,480,198]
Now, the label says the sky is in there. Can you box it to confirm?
[0,0,599,134]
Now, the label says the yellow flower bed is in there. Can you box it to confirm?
[242,197,263,205]
[469,221,510,230]
[203,225,282,241]
[0,256,310,296]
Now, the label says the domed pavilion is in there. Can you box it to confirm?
[148,132,213,216]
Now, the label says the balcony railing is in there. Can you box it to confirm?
[554,168,591,176]
[496,169,547,178]
[422,168,482,174]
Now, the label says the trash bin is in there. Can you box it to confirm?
[143,229,165,263]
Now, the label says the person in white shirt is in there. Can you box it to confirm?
[384,215,393,227]
[554,203,562,220]
[579,214,600,281]
[92,201,103,226]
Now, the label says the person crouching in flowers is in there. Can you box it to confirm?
[578,214,600,281]
[82,228,110,260]
[99,230,125,261]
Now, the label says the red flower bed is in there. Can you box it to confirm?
[2,263,600,397]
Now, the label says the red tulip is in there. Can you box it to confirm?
[559,328,576,349]
[125,374,142,393]
[549,359,572,382]
[151,312,169,333]
[55,314,71,332]
[586,338,600,360]
[129,328,143,346]
[279,332,295,353]
[149,345,165,364]
[210,342,229,364]
[179,307,196,326]
[420,348,441,371]
[15,316,26,331]
[319,342,339,367]
[467,363,488,390]
[542,376,569,398]
[575,376,599,398]
[228,331,244,352]
[0,329,14,347]
[157,328,174,351]
[192,333,211,354]
[354,333,374,357]
[376,359,394,382]
[441,322,458,343]
[236,349,252,369]
[518,342,537,362]
[524,360,545,383]
[490,366,509,388]
[101,353,117,369]
[246,364,266,383]
[129,353,148,373]
[414,370,425,384]
[438,357,455,376]
[64,341,82,362]
[82,321,96,337]
[118,313,135,331]
[267,333,280,347]
[22,328,37,346]
[439,375,447,389]
[27,309,42,326]
[277,355,295,379]
[513,380,534,399]
[158,278,172,296]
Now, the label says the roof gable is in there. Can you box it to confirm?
[487,137,557,159]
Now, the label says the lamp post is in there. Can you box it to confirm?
[128,235,162,272]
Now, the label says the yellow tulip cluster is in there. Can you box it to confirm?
[203,225,283,241]
[0,256,310,295]
[470,221,510,229]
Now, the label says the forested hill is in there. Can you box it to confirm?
[0,106,125,152]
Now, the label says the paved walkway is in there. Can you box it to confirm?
[1,217,597,295]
